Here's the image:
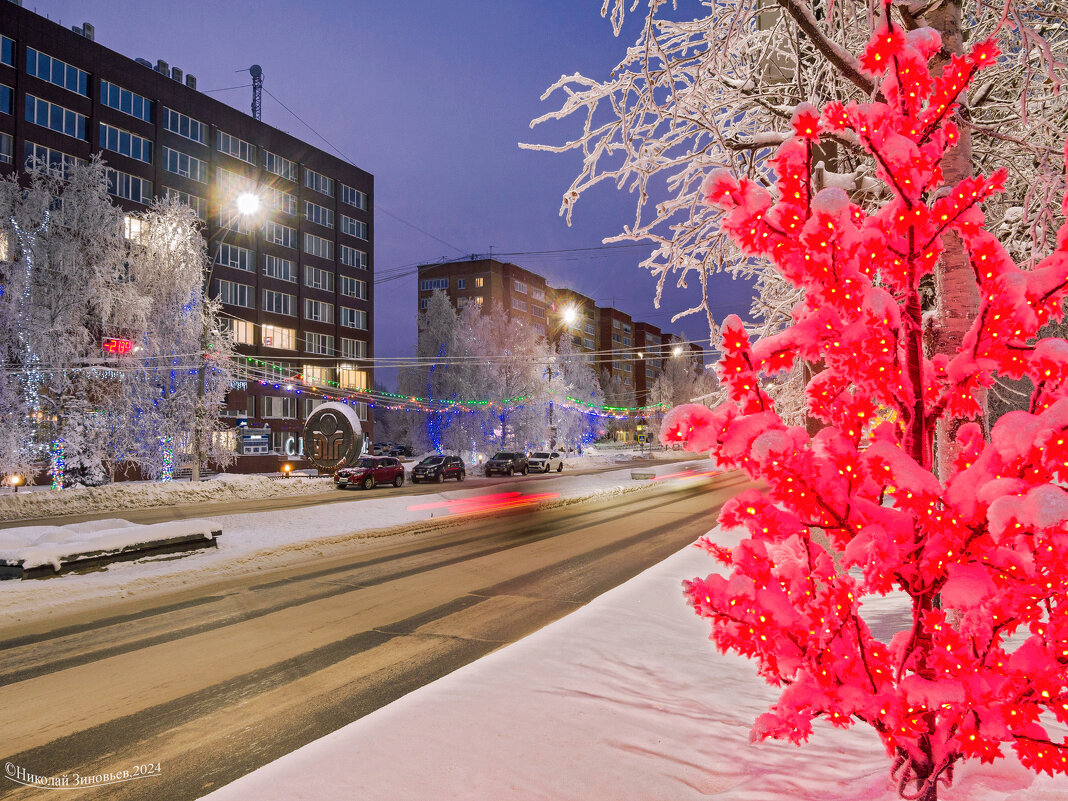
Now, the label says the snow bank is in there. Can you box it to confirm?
[0,519,220,572]
[201,529,1066,801]
[0,474,332,522]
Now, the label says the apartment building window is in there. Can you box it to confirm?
[340,338,367,359]
[218,208,252,235]
[583,337,594,349]
[226,318,254,345]
[263,150,297,181]
[0,36,13,67]
[0,84,12,116]
[301,398,323,419]
[305,265,335,292]
[305,201,335,229]
[304,298,333,324]
[263,289,295,316]
[457,279,466,290]
[531,288,545,302]
[215,279,253,308]
[162,107,207,144]
[514,281,527,294]
[457,296,483,309]
[263,185,297,215]
[340,215,367,239]
[100,81,153,122]
[304,168,334,197]
[624,363,632,372]
[106,169,153,204]
[340,184,367,209]
[216,130,256,164]
[613,319,621,329]
[419,298,430,310]
[262,254,296,282]
[340,275,367,299]
[340,307,367,330]
[105,119,152,168]
[262,396,297,419]
[0,133,11,165]
[583,322,595,336]
[474,277,485,288]
[512,298,528,312]
[25,95,86,139]
[262,324,295,349]
[624,323,632,334]
[25,142,83,177]
[419,278,448,291]
[214,243,253,272]
[303,365,336,386]
[26,48,88,95]
[163,187,206,219]
[611,333,621,344]
[338,367,368,390]
[263,221,296,249]
[304,232,334,261]
[162,146,207,183]
[339,244,366,269]
[623,336,632,346]
[305,331,335,355]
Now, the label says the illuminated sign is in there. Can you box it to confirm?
[102,337,134,355]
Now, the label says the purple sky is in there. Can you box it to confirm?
[39,0,753,387]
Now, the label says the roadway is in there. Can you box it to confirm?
[0,469,751,801]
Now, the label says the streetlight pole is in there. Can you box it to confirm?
[191,192,260,482]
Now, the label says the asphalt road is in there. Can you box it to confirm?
[0,456,692,529]
[0,470,751,801]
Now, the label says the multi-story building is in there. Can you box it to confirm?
[0,5,374,462]
[417,258,704,409]
[417,258,549,333]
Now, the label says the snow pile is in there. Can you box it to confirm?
[0,474,331,522]
[201,529,1065,801]
[0,518,220,571]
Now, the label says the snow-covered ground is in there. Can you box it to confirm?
[0,455,698,624]
[201,525,1066,801]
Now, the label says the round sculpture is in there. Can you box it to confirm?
[302,402,365,471]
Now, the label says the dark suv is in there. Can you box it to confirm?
[334,457,405,490]
[412,455,465,483]
[484,451,529,477]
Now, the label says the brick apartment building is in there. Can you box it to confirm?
[416,258,703,408]
[0,3,374,463]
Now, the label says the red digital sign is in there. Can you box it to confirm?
[102,337,134,355]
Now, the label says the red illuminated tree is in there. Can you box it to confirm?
[662,16,1068,801]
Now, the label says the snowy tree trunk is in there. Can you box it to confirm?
[928,0,984,480]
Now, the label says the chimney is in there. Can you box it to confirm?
[185,74,197,90]
[156,59,169,75]
[171,66,183,83]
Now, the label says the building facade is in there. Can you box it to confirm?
[416,258,703,410]
[0,4,374,461]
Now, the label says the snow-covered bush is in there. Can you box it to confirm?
[664,20,1068,801]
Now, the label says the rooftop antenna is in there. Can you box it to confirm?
[248,65,263,120]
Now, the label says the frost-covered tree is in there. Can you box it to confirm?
[113,198,236,479]
[526,0,1068,428]
[664,22,1068,801]
[548,333,603,449]
[0,158,131,481]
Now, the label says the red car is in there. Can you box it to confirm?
[334,456,405,490]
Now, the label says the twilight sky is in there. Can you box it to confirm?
[39,0,754,388]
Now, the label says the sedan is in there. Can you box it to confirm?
[334,456,406,490]
[528,451,564,473]
[412,455,466,483]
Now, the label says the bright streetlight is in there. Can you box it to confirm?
[236,192,261,217]
[561,305,579,326]
[672,345,684,357]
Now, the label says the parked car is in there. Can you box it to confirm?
[334,456,405,490]
[528,451,563,473]
[389,445,414,458]
[412,455,466,483]
[484,451,529,476]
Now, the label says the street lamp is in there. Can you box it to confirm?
[561,305,578,327]
[672,345,684,358]
[10,474,22,493]
[236,192,261,217]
